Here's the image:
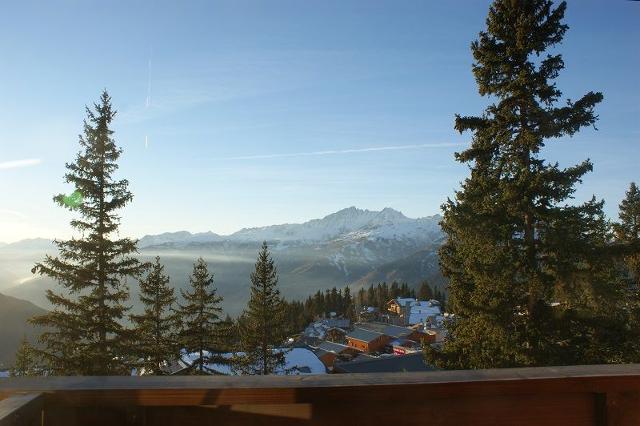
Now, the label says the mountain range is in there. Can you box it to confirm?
[0,207,446,320]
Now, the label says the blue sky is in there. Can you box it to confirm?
[0,0,638,242]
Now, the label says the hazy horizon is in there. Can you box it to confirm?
[0,205,443,244]
[1,0,638,243]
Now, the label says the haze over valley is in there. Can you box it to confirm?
[0,207,445,320]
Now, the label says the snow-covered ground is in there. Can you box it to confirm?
[179,348,326,375]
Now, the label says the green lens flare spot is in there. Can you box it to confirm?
[62,190,83,209]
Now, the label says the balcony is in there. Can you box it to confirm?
[1,364,640,425]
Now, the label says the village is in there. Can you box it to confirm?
[300,296,448,374]
[163,295,450,376]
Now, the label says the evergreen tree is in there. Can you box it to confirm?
[130,257,180,375]
[357,287,366,309]
[426,1,634,369]
[418,280,434,300]
[11,336,37,377]
[390,281,400,298]
[400,282,412,298]
[366,285,375,307]
[343,286,355,321]
[325,289,332,315]
[613,182,640,287]
[31,91,144,375]
[178,258,228,374]
[238,242,288,375]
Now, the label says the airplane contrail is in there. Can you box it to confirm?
[0,158,42,170]
[225,142,463,160]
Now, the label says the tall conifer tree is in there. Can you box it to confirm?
[613,182,640,286]
[31,91,144,375]
[11,336,37,377]
[418,280,434,301]
[238,242,288,375]
[343,286,355,321]
[130,256,180,375]
[178,258,228,374]
[425,1,636,368]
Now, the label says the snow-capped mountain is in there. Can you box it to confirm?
[138,207,442,248]
[138,231,222,248]
[231,207,441,243]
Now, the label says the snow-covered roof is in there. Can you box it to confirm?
[358,322,414,339]
[346,328,385,343]
[180,348,326,375]
[393,298,417,307]
[389,299,442,311]
[303,318,351,339]
[317,341,351,354]
[407,303,442,325]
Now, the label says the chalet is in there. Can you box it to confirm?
[325,327,347,343]
[345,328,390,353]
[408,300,442,326]
[358,322,435,345]
[302,318,351,344]
[386,297,416,315]
[359,322,410,339]
[313,341,359,369]
[389,338,420,355]
[386,298,443,326]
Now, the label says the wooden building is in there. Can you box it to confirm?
[386,298,416,315]
[345,328,390,353]
[313,341,359,369]
[325,327,347,343]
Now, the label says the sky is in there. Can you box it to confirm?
[0,0,638,243]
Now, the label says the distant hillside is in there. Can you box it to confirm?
[353,243,446,292]
[0,292,46,367]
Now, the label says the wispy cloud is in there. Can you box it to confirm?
[0,158,42,170]
[0,208,27,220]
[225,143,463,161]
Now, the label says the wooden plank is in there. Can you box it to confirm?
[0,366,638,425]
[43,406,145,426]
[135,394,596,426]
[595,391,640,426]
[2,364,640,394]
[0,365,639,407]
[4,374,640,407]
[0,393,43,426]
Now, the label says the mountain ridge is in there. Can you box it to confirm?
[138,207,442,248]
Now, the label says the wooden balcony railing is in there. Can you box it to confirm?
[2,364,640,425]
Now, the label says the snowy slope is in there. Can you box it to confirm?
[138,231,222,248]
[230,207,440,243]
